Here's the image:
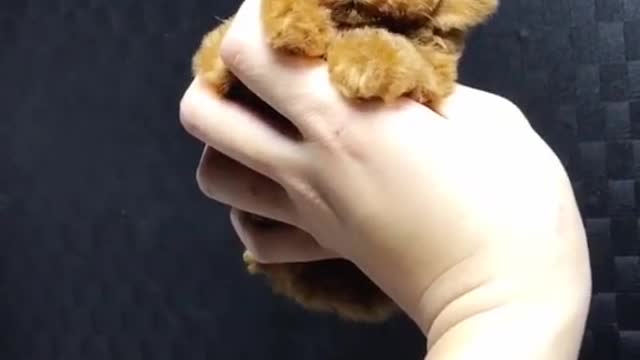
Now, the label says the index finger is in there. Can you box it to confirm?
[218,0,352,140]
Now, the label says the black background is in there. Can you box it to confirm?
[1,0,639,359]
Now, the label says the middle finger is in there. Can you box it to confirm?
[196,146,299,226]
[218,0,353,141]
[180,77,305,180]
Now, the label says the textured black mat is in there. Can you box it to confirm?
[0,0,638,359]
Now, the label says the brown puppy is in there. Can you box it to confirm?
[192,0,499,322]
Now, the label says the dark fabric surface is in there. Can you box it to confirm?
[0,0,638,359]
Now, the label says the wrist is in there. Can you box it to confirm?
[414,212,592,356]
[423,296,591,360]
[415,268,591,359]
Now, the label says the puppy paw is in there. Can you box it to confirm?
[192,19,235,94]
[327,27,427,103]
[432,0,500,31]
[262,0,334,56]
[411,41,460,107]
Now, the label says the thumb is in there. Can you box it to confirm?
[437,84,527,126]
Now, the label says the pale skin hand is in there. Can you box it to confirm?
[179,0,592,358]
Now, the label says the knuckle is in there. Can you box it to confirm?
[478,92,529,125]
[197,153,231,201]
[245,241,274,263]
[195,156,230,201]
[490,94,524,116]
[499,97,521,114]
[219,33,249,72]
[195,166,215,198]
[497,98,529,124]
[178,91,202,136]
[233,210,280,264]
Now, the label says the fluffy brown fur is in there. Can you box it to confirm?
[192,0,499,322]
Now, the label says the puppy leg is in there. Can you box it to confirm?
[262,0,334,57]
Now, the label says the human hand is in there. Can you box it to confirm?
[179,0,591,357]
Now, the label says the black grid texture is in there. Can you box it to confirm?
[0,0,638,359]
[459,2,640,358]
